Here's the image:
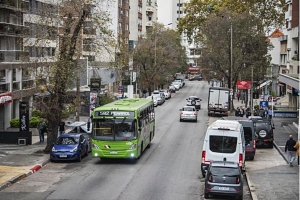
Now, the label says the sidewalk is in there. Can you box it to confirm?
[232,98,299,200]
[0,135,49,190]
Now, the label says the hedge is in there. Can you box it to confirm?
[10,116,41,128]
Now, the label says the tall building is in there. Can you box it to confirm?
[170,0,201,73]
[0,0,31,130]
[277,0,299,109]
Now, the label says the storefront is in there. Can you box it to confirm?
[0,93,12,130]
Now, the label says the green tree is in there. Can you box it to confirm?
[197,10,271,106]
[27,0,114,152]
[178,0,285,40]
[133,23,187,94]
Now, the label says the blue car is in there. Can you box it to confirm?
[50,133,88,162]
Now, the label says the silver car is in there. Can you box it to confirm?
[179,106,197,122]
[204,161,243,200]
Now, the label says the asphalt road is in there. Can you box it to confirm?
[0,81,252,200]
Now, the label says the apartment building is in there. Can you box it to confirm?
[0,0,31,130]
[170,0,201,74]
[268,0,299,109]
[278,0,299,109]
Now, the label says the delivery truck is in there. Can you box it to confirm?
[208,87,230,116]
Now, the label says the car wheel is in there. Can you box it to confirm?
[180,118,182,122]
[84,146,88,156]
[50,159,55,163]
[204,190,209,199]
[269,142,273,148]
[237,194,243,200]
[249,155,254,161]
[194,118,197,122]
[77,152,82,162]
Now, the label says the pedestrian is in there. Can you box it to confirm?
[245,106,251,118]
[237,92,240,102]
[239,107,244,117]
[268,108,273,119]
[235,107,240,117]
[58,120,65,136]
[37,119,47,143]
[294,140,299,166]
[285,135,297,166]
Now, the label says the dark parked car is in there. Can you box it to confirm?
[249,118,275,148]
[204,161,243,200]
[222,117,256,160]
[189,75,202,81]
[50,133,89,162]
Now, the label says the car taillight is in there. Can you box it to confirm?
[194,112,197,115]
[253,139,256,149]
[236,176,240,184]
[180,111,183,114]
[208,174,213,182]
[202,151,206,164]
[270,130,273,137]
[239,153,243,167]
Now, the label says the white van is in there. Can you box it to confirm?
[201,120,245,177]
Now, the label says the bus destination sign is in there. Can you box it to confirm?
[95,111,135,117]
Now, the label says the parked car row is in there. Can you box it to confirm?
[169,79,185,92]
[202,115,275,199]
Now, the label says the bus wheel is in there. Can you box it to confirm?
[147,135,151,149]
[137,144,143,159]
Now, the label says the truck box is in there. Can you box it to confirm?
[208,87,230,116]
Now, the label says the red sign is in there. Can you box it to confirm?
[237,80,252,90]
[0,93,12,105]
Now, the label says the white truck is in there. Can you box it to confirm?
[208,87,230,116]
[175,73,185,86]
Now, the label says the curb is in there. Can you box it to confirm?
[245,172,258,200]
[0,159,50,191]
[273,141,289,163]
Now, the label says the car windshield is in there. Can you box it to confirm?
[189,97,199,100]
[56,137,78,145]
[183,107,194,111]
[211,166,240,176]
[92,118,136,141]
[209,135,237,153]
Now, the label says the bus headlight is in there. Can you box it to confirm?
[129,144,137,150]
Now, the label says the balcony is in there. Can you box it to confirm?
[285,10,292,21]
[145,21,153,27]
[0,23,28,37]
[146,6,154,14]
[0,0,29,12]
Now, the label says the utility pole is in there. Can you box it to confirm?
[230,22,233,112]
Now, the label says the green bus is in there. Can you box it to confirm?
[89,98,155,159]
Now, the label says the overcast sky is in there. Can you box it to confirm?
[157,0,172,25]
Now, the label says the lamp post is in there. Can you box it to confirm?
[230,22,233,112]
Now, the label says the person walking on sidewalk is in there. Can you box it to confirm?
[285,135,297,166]
[267,108,273,119]
[37,119,47,143]
[237,92,240,102]
[294,140,299,166]
[58,120,66,136]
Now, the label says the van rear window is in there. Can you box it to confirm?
[209,136,237,153]
[243,127,253,145]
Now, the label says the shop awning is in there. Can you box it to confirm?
[258,80,272,89]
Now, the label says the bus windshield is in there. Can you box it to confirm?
[92,118,136,141]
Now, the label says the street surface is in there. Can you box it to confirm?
[0,81,252,200]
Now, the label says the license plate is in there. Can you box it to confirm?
[218,187,229,191]
[110,151,118,154]
[60,155,67,158]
